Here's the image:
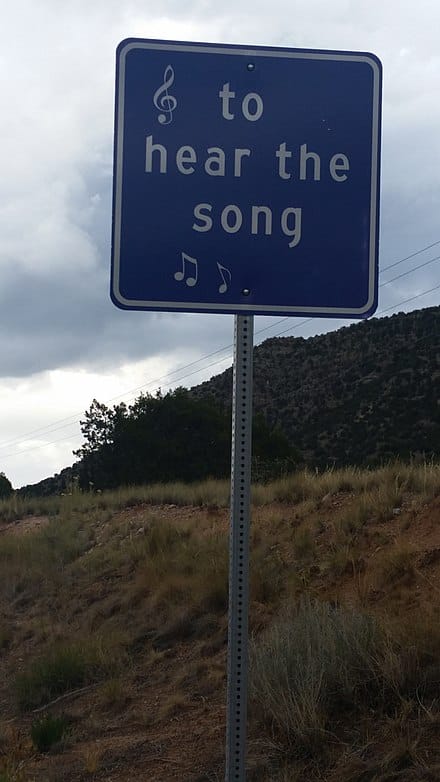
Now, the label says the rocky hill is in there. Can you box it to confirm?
[193,305,440,467]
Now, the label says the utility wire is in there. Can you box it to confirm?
[379,283,440,314]
[1,279,438,462]
[1,240,439,456]
[0,317,311,451]
[2,241,438,452]
[380,239,440,273]
[380,254,440,287]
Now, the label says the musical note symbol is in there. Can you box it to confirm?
[174,252,198,287]
[217,262,231,294]
[153,65,177,125]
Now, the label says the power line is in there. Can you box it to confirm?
[0,322,313,458]
[0,318,310,452]
[0,432,84,461]
[380,254,440,287]
[2,276,439,457]
[1,280,438,463]
[379,283,440,314]
[380,239,440,273]
[1,238,439,457]
[239,284,440,341]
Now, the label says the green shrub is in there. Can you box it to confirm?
[15,638,120,710]
[250,597,394,754]
[31,714,69,752]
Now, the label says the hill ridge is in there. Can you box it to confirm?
[192,305,440,467]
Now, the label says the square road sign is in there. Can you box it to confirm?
[111,39,382,317]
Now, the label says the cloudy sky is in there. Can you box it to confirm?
[0,0,439,488]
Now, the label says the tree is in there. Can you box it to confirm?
[0,472,13,498]
[74,389,297,489]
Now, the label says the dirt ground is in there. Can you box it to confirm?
[0,493,439,781]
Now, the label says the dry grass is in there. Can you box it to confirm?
[3,461,438,524]
[375,541,417,587]
[292,523,317,562]
[15,634,127,710]
[249,597,396,754]
[0,461,439,780]
[97,677,128,711]
[0,516,93,599]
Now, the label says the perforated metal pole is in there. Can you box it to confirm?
[225,314,254,782]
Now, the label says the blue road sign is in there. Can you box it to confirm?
[111,39,382,317]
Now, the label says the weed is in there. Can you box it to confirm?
[98,677,127,710]
[0,728,27,782]
[31,714,69,752]
[251,546,285,604]
[323,544,358,578]
[0,763,25,782]
[375,542,416,587]
[0,517,90,599]
[15,637,123,710]
[337,494,374,533]
[0,623,12,652]
[292,524,316,562]
[354,569,372,608]
[83,743,102,774]
[249,597,395,754]
[157,692,188,720]
[132,524,229,614]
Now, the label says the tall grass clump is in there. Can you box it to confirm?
[31,714,69,752]
[0,764,25,782]
[91,479,230,511]
[135,522,229,613]
[15,637,123,710]
[252,462,440,508]
[250,597,396,755]
[0,493,63,524]
[0,517,91,599]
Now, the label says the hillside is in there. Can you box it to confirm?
[17,305,439,498]
[193,305,440,467]
[1,466,440,780]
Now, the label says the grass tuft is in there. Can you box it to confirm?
[250,597,396,755]
[31,714,69,753]
[15,637,123,710]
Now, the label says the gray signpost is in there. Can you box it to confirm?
[111,38,381,781]
[226,315,254,780]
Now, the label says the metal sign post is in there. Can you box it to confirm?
[226,314,254,781]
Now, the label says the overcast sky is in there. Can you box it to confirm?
[0,0,439,488]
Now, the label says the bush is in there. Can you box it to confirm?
[0,473,13,500]
[15,638,120,710]
[249,597,394,754]
[0,517,92,600]
[31,714,69,752]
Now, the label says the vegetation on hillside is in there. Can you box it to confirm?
[194,305,440,468]
[18,305,439,498]
[1,463,439,780]
[73,388,296,490]
[19,388,296,497]
[0,473,13,499]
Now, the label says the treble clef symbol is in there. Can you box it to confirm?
[153,65,177,125]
